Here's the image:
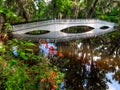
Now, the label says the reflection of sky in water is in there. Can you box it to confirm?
[93,56,101,61]
[84,55,120,90]
[59,40,120,89]
[93,45,120,90]
[95,46,120,90]
[94,54,120,90]
[106,72,120,90]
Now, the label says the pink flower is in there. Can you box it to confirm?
[40,78,45,82]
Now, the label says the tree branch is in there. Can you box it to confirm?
[87,0,99,18]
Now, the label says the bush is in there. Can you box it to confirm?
[0,39,64,90]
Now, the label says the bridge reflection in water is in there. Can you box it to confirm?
[12,19,118,42]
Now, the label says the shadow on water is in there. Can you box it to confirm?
[51,30,120,90]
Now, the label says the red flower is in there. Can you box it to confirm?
[49,46,54,50]
[52,72,56,77]
[51,51,57,54]
[59,53,64,57]
[51,85,56,90]
[50,79,54,83]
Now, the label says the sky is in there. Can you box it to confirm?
[45,0,51,3]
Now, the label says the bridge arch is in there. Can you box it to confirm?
[25,30,50,35]
[12,19,118,42]
[60,25,94,33]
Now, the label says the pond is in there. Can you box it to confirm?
[50,30,120,90]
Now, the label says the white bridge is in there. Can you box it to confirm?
[12,19,118,42]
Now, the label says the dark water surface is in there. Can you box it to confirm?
[54,30,120,90]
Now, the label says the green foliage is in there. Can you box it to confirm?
[48,0,73,18]
[95,2,120,24]
[26,30,49,35]
[5,62,32,90]
[35,0,48,19]
[1,0,120,89]
[96,10,120,23]
[0,39,65,90]
[0,5,17,20]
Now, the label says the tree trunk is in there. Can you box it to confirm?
[87,0,99,18]
[17,0,35,22]
[0,14,5,32]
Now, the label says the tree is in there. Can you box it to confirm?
[0,0,17,31]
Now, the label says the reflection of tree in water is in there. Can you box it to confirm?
[91,30,120,84]
[58,42,108,90]
[53,30,120,90]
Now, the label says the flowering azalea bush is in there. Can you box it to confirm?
[0,38,65,90]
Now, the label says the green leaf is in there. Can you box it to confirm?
[25,42,35,46]
[18,76,23,84]
[20,52,28,60]
[13,38,18,43]
[0,47,5,52]
[25,48,33,52]
[9,59,17,67]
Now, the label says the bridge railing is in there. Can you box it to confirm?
[54,19,116,25]
[12,20,55,31]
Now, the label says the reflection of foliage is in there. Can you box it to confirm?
[55,44,109,90]
[90,30,120,84]
[26,30,49,35]
[106,30,120,56]
[55,30,120,89]
[89,30,120,56]
[57,58,109,90]
[113,70,120,83]
[61,26,94,33]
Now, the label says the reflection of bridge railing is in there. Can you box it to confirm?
[55,28,115,41]
[13,28,115,42]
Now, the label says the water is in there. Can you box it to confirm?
[53,31,120,90]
